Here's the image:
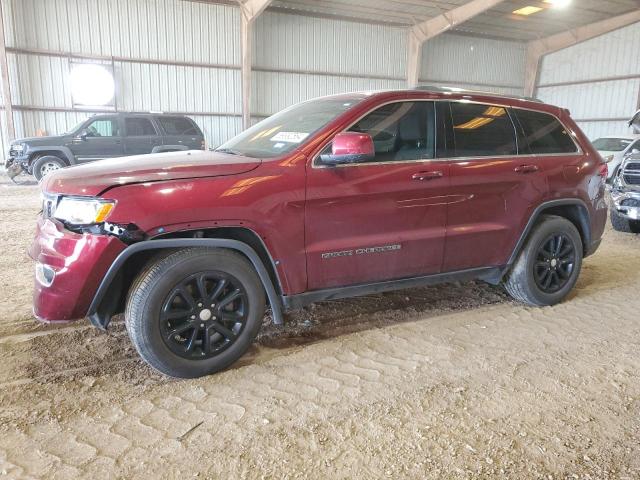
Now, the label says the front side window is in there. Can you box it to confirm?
[126,117,157,136]
[515,109,578,154]
[216,96,364,158]
[347,101,435,162]
[450,102,517,157]
[85,118,118,137]
[158,117,200,135]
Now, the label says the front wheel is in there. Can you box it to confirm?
[125,248,266,378]
[503,215,583,306]
[32,155,65,181]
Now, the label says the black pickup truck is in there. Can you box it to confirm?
[5,113,205,181]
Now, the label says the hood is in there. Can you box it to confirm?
[42,150,262,196]
[13,135,67,146]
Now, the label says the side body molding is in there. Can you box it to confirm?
[87,238,284,329]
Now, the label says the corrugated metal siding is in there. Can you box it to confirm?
[254,11,406,78]
[538,22,640,85]
[538,79,640,122]
[7,0,240,64]
[1,0,241,150]
[537,22,640,140]
[421,33,525,92]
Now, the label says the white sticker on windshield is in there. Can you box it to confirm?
[273,142,285,149]
[270,132,309,143]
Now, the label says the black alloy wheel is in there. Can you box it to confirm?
[159,272,248,360]
[533,233,576,294]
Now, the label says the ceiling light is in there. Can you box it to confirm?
[544,0,571,7]
[513,6,543,15]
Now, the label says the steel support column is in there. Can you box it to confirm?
[525,9,640,97]
[0,1,15,142]
[406,0,506,88]
[239,0,272,130]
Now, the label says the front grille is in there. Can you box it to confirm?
[621,198,640,208]
[622,162,640,185]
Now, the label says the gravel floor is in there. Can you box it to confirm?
[0,171,639,479]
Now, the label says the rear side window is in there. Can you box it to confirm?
[515,109,578,154]
[157,116,200,135]
[125,117,157,136]
[449,102,517,157]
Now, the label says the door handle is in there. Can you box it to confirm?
[514,164,539,174]
[412,171,443,181]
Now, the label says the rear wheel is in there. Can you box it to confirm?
[504,215,583,306]
[32,155,65,181]
[125,248,266,378]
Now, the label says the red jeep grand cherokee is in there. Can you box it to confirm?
[31,87,607,378]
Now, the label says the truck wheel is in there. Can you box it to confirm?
[503,215,583,307]
[610,208,640,233]
[125,248,266,378]
[32,155,65,181]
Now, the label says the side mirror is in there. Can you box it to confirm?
[320,132,375,165]
[78,129,89,141]
[632,148,640,155]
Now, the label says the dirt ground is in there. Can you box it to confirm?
[0,171,639,480]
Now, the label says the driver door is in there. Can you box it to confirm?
[68,116,124,162]
[305,101,449,290]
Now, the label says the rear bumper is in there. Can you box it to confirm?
[610,189,640,221]
[29,217,126,322]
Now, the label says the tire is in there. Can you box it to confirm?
[610,207,640,233]
[32,155,66,181]
[125,248,266,378]
[503,215,583,307]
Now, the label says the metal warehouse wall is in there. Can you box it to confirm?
[0,0,526,153]
[421,34,525,96]
[1,0,242,152]
[537,21,640,140]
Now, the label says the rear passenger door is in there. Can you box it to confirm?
[156,116,204,150]
[440,101,550,272]
[123,116,161,155]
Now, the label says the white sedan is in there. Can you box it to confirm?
[592,135,640,181]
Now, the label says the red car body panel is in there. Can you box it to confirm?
[29,217,126,321]
[33,89,607,323]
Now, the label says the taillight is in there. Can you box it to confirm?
[598,163,608,179]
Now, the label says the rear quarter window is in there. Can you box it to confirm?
[515,109,578,154]
[157,117,201,135]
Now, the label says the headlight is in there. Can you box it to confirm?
[53,197,115,225]
[11,143,25,152]
[603,155,614,163]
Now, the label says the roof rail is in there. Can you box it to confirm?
[413,85,543,103]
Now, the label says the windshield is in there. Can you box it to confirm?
[65,119,87,134]
[216,96,364,158]
[592,138,632,152]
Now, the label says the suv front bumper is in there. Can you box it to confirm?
[610,189,640,221]
[29,216,126,322]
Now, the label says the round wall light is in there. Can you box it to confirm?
[70,63,115,106]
